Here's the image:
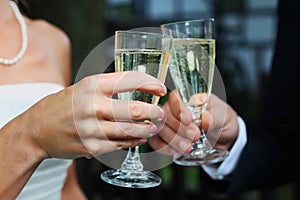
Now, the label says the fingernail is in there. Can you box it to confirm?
[186,129,196,140]
[158,109,165,122]
[151,124,158,133]
[139,138,147,145]
[180,112,185,122]
[160,84,167,95]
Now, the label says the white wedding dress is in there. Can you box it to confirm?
[0,82,72,200]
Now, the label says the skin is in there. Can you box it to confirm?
[0,0,166,199]
[149,90,239,156]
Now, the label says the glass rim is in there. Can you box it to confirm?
[115,30,169,38]
[160,18,215,28]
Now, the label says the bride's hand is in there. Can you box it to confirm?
[18,71,166,160]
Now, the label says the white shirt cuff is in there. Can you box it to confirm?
[202,116,247,180]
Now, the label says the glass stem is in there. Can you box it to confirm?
[192,127,212,151]
[192,108,213,152]
[120,146,144,171]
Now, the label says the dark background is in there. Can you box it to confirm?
[21,0,299,199]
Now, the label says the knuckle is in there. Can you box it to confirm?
[129,101,143,119]
[115,122,135,138]
[127,139,139,148]
[120,125,134,138]
[115,140,138,150]
[81,75,97,89]
[115,141,125,149]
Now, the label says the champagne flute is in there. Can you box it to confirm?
[100,30,171,188]
[161,18,229,166]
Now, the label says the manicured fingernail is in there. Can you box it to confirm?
[151,124,158,133]
[139,138,147,145]
[158,109,165,122]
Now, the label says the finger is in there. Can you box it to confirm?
[96,120,159,139]
[168,91,193,124]
[163,102,181,132]
[97,71,167,96]
[83,138,146,156]
[202,111,213,131]
[148,135,178,155]
[111,138,147,150]
[164,103,200,142]
[157,124,193,154]
[167,91,183,119]
[97,98,165,122]
[189,93,209,106]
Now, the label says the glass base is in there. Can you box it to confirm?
[101,169,162,188]
[173,148,229,166]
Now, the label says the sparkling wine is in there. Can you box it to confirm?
[115,49,170,105]
[169,38,215,112]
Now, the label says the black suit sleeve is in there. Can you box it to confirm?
[203,0,300,194]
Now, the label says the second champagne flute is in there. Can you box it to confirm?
[100,30,171,188]
[161,18,229,166]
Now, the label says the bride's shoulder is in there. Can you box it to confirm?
[26,17,70,50]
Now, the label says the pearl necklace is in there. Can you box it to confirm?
[0,1,28,66]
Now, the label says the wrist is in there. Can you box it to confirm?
[11,108,48,164]
[0,115,43,198]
